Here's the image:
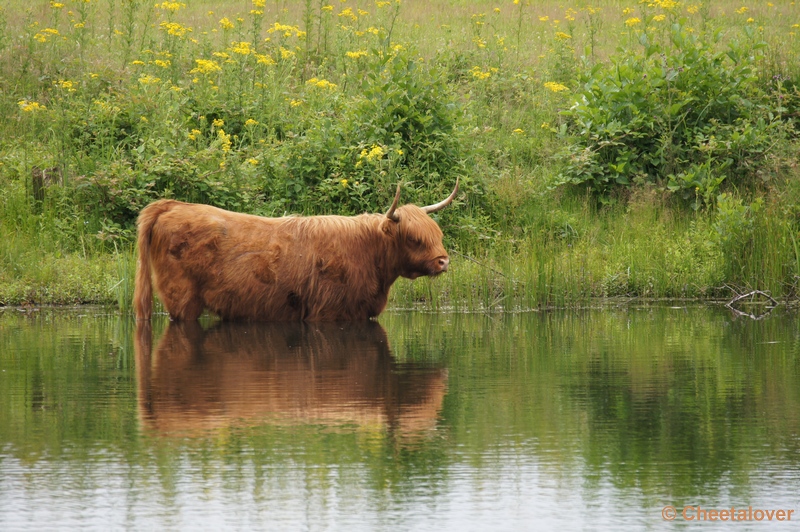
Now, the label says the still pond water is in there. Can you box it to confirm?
[1,305,799,531]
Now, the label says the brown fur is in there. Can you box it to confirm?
[134,199,451,321]
[134,321,447,439]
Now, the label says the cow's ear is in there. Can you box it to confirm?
[380,216,398,235]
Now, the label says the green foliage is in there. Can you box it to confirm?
[558,22,785,207]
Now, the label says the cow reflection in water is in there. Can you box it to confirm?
[135,321,447,441]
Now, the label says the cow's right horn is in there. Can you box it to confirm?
[421,178,459,214]
[385,183,402,222]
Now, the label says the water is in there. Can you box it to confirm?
[1,305,799,530]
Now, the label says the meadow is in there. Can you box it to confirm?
[0,0,799,311]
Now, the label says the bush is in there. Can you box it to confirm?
[558,22,787,207]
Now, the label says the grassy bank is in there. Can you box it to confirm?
[1,0,799,311]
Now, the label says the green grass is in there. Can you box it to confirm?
[1,0,799,311]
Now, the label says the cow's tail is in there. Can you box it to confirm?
[134,201,172,320]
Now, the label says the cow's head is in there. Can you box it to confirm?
[383,180,459,279]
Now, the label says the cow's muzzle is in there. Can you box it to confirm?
[434,256,449,274]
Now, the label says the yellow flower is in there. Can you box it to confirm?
[494,8,500,13]
[470,66,492,80]
[255,53,276,65]
[539,16,549,22]
[248,158,259,165]
[219,17,235,29]
[157,1,185,12]
[322,5,334,12]
[554,31,571,40]
[338,7,357,20]
[245,119,258,127]
[359,145,385,162]
[512,128,524,135]
[212,118,224,127]
[140,116,148,123]
[154,59,171,68]
[229,41,253,55]
[252,0,266,7]
[306,77,338,89]
[687,4,699,14]
[543,81,569,92]
[653,14,666,22]
[18,100,47,112]
[340,178,348,188]
[138,75,161,85]
[746,17,754,23]
[289,99,303,107]
[217,129,232,152]
[280,47,295,59]
[625,17,641,27]
[56,79,77,91]
[187,129,202,140]
[160,21,192,37]
[622,7,633,15]
[190,59,222,74]
[50,1,65,8]
[131,60,145,66]
[735,7,748,15]
[345,50,368,59]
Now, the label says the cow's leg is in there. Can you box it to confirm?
[156,275,204,321]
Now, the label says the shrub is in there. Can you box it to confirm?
[558,22,786,207]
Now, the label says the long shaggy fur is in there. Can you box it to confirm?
[133,198,452,321]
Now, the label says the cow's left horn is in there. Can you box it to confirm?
[385,183,402,222]
[421,178,459,214]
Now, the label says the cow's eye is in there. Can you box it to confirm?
[408,236,422,246]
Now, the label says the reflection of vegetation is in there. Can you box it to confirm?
[1,307,800,507]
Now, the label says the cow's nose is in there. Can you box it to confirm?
[438,257,449,272]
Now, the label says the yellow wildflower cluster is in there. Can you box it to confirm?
[345,50,368,59]
[645,0,679,9]
[473,36,487,48]
[245,119,259,127]
[217,129,232,153]
[544,81,569,92]
[307,77,338,90]
[229,41,253,55]
[252,0,266,7]
[267,22,305,38]
[191,59,222,74]
[555,31,572,40]
[18,100,47,112]
[338,7,357,20]
[359,145,385,162]
[154,59,171,68]
[219,17,235,29]
[56,79,77,91]
[279,47,295,59]
[686,4,699,14]
[470,66,496,80]
[160,21,192,37]
[156,1,185,12]
[625,17,642,27]
[322,5,334,12]
[50,1,65,8]
[565,8,577,21]
[34,28,60,43]
[187,129,202,140]
[212,118,225,128]
[138,75,161,85]
[735,7,748,15]
[256,53,276,65]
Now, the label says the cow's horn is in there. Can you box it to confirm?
[385,183,402,222]
[421,178,459,214]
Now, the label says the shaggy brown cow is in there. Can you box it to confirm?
[134,321,448,441]
[134,181,458,321]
